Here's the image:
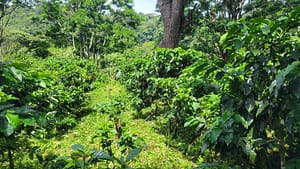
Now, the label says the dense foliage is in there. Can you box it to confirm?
[0,0,300,168]
[0,56,97,168]
[120,6,300,169]
[120,48,202,111]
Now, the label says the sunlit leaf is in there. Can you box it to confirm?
[260,23,270,35]
[245,98,255,113]
[219,32,228,45]
[22,117,35,126]
[10,66,23,81]
[6,113,21,129]
[256,101,269,117]
[233,114,253,129]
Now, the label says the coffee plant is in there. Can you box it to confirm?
[0,62,46,169]
[0,55,98,168]
[119,6,300,169]
[120,47,203,111]
[193,6,300,168]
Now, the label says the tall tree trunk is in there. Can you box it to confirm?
[157,0,184,48]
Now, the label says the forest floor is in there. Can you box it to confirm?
[36,80,196,169]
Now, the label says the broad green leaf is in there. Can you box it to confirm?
[71,144,85,152]
[224,132,233,146]
[270,61,300,97]
[245,98,255,113]
[22,117,35,126]
[6,113,21,129]
[92,150,114,161]
[233,114,253,129]
[4,124,14,136]
[39,81,46,88]
[126,148,142,162]
[192,102,200,111]
[260,23,270,35]
[278,16,288,21]
[3,68,17,82]
[0,116,14,136]
[210,128,222,143]
[250,48,260,56]
[256,101,269,117]
[10,66,23,81]
[249,148,256,164]
[201,142,209,153]
[184,117,205,128]
[0,104,14,111]
[120,155,125,164]
[13,106,35,116]
[233,40,243,50]
[219,32,228,45]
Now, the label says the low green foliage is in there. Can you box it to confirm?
[120,6,300,169]
[0,62,40,169]
[120,47,203,111]
[0,55,98,168]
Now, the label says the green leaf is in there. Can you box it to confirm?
[5,124,14,137]
[0,116,14,136]
[215,71,225,80]
[0,91,17,103]
[184,117,205,128]
[39,81,46,88]
[10,66,23,81]
[71,144,85,152]
[120,155,125,164]
[256,101,269,117]
[219,32,228,45]
[92,150,114,161]
[250,48,260,56]
[0,104,14,111]
[270,61,300,97]
[6,113,21,129]
[248,147,256,164]
[210,128,222,143]
[260,23,270,35]
[233,114,253,129]
[22,117,35,126]
[245,98,255,113]
[233,40,243,50]
[201,142,209,153]
[192,102,200,111]
[126,148,142,162]
[224,132,233,146]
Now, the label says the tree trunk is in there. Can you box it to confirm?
[157,0,184,48]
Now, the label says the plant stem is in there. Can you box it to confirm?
[7,142,14,169]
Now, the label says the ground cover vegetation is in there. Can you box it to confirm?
[0,0,300,168]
